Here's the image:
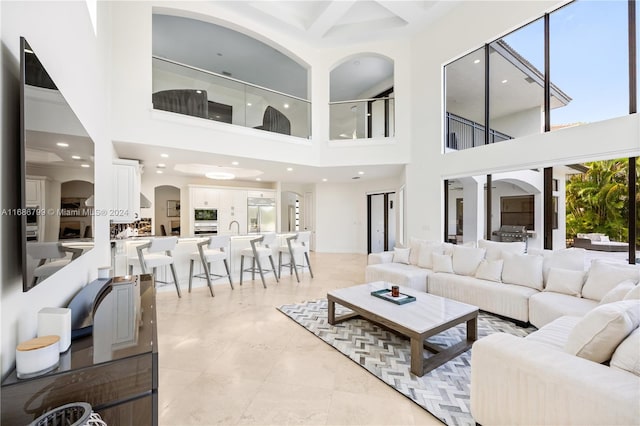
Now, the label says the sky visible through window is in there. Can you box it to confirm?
[502,0,629,127]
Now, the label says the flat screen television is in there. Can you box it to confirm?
[20,37,95,291]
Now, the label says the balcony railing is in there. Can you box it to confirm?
[445,112,512,150]
[152,56,311,139]
[329,97,395,140]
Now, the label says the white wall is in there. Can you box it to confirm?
[1,1,111,377]
[315,176,402,253]
[109,1,412,170]
[406,0,640,244]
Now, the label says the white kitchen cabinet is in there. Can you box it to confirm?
[25,178,42,206]
[191,187,220,208]
[218,189,247,234]
[112,159,141,223]
[247,190,275,199]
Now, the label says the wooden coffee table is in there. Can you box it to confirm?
[327,281,478,377]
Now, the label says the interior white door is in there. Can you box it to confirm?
[370,194,385,253]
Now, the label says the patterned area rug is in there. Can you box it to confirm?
[277,299,536,426]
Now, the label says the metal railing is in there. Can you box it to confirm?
[329,97,395,140]
[152,56,311,139]
[445,112,512,150]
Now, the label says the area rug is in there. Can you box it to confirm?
[277,299,536,426]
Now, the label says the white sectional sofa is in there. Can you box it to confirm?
[471,299,640,426]
[365,238,640,327]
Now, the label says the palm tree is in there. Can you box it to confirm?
[566,158,639,245]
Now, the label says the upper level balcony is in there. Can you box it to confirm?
[152,56,311,139]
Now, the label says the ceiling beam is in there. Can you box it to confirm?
[307,1,357,39]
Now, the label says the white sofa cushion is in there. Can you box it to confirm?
[544,267,585,296]
[392,247,410,264]
[565,300,640,363]
[364,263,430,293]
[582,260,640,302]
[611,327,640,376]
[432,253,453,273]
[408,238,434,265]
[474,259,503,283]
[525,315,582,350]
[477,239,526,261]
[529,292,598,329]
[599,279,636,305]
[417,242,443,269]
[452,246,486,276]
[428,272,536,323]
[624,284,640,300]
[501,252,544,291]
[529,247,586,285]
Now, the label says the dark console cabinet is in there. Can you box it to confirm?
[1,275,158,425]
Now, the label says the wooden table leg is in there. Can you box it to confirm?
[467,315,478,341]
[410,337,424,376]
[328,298,336,325]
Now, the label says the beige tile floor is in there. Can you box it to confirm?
[156,252,442,426]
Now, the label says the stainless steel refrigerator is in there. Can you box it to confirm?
[247,197,276,233]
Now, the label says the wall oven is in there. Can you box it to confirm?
[194,208,217,222]
[194,208,218,235]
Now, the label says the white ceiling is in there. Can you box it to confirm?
[213,1,459,47]
[113,141,404,184]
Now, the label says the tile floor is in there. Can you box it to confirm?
[156,252,442,425]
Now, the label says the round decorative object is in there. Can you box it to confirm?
[28,402,97,426]
[16,335,60,379]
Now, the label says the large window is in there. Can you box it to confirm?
[444,47,485,149]
[444,0,634,150]
[550,1,628,128]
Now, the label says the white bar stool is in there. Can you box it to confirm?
[128,236,181,297]
[188,235,233,297]
[239,232,279,288]
[277,231,314,282]
[27,242,83,286]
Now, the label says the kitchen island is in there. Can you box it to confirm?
[111,234,298,291]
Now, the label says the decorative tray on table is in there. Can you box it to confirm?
[370,288,416,305]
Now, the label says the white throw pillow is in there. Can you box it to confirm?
[501,252,544,290]
[442,242,455,256]
[611,327,640,376]
[564,300,640,363]
[529,248,586,285]
[599,280,637,305]
[600,235,610,242]
[474,259,503,283]
[477,239,526,261]
[544,267,586,296]
[417,242,443,269]
[432,253,453,274]
[408,238,428,265]
[624,284,640,300]
[392,247,411,265]
[451,246,486,276]
[582,260,640,302]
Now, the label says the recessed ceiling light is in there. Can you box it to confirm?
[71,155,81,160]
[196,90,202,94]
[247,102,252,106]
[322,178,327,182]
[474,59,481,64]
[217,53,223,57]
[256,177,262,181]
[81,164,90,168]
[352,176,361,180]
[161,153,169,158]
[205,171,235,180]
[156,170,163,174]
[501,79,508,84]
[283,103,289,109]
[286,167,293,172]
[231,161,239,166]
[157,163,166,168]
[358,171,365,175]
[56,142,69,147]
